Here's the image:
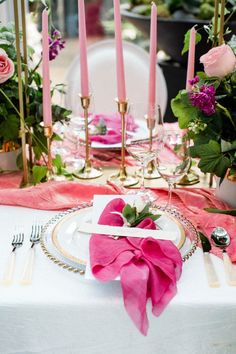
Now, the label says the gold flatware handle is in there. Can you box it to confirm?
[1,252,16,286]
[20,248,35,286]
[203,253,220,288]
[223,252,236,286]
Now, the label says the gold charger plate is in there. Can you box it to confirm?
[40,203,198,274]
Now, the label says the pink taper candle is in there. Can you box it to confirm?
[148,2,157,118]
[186,26,196,91]
[42,9,52,127]
[113,0,126,102]
[78,0,89,97]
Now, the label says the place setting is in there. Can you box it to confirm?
[0,0,236,351]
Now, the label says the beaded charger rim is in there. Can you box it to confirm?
[40,202,199,274]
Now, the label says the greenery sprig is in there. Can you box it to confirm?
[122,201,160,227]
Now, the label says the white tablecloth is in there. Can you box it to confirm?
[0,205,236,354]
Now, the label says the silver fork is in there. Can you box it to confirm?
[20,224,42,285]
[2,232,24,285]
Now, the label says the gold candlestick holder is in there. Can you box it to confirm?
[108,99,138,187]
[142,112,160,180]
[177,140,200,186]
[75,95,102,179]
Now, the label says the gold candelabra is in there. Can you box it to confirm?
[75,95,103,179]
[13,0,29,186]
[108,99,138,187]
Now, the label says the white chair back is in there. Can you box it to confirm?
[65,39,168,120]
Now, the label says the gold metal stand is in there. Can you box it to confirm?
[143,113,160,179]
[219,0,225,45]
[75,95,102,179]
[178,131,200,186]
[108,99,138,187]
[13,0,29,186]
[177,167,200,185]
[21,0,33,172]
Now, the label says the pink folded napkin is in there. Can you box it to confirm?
[90,198,182,335]
[89,112,138,145]
[91,112,138,132]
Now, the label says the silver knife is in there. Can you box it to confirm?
[199,232,220,288]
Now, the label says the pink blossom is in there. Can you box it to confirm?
[0,49,14,84]
[200,44,236,78]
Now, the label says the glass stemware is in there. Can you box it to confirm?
[156,129,191,208]
[126,103,163,202]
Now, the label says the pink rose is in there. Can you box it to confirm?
[0,48,15,84]
[200,44,236,78]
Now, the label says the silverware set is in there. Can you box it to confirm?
[199,227,236,287]
[1,223,42,286]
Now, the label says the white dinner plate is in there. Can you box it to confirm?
[67,118,149,150]
[65,39,167,119]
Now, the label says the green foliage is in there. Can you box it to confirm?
[204,207,236,216]
[32,154,74,184]
[122,203,160,227]
[0,24,71,182]
[172,66,236,178]
[127,0,236,20]
[32,165,48,184]
[182,30,202,55]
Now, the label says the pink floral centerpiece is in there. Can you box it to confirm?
[172,40,236,182]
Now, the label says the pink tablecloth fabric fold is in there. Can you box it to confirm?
[0,174,120,210]
[89,198,182,335]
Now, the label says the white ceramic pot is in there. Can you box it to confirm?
[0,149,21,171]
[215,177,236,208]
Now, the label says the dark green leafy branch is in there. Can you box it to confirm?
[204,207,236,216]
[0,24,71,181]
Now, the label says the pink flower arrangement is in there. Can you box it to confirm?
[0,48,14,84]
[172,41,236,179]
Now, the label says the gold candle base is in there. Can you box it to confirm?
[108,99,138,187]
[76,95,103,180]
[108,168,139,188]
[144,160,161,179]
[177,169,200,186]
[136,161,161,179]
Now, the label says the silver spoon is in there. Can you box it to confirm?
[211,227,236,286]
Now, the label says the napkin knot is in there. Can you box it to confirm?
[133,249,143,260]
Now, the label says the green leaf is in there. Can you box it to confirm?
[190,140,231,177]
[204,208,236,216]
[122,204,136,225]
[0,115,19,142]
[217,103,236,129]
[52,154,64,174]
[32,165,48,184]
[182,29,202,55]
[171,91,199,128]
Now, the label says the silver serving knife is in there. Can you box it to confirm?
[199,232,220,288]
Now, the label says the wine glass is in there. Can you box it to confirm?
[126,103,163,202]
[156,129,191,208]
